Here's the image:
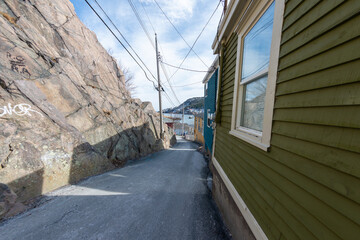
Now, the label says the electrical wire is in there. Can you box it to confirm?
[127,0,155,48]
[159,58,181,104]
[158,0,220,106]
[93,0,156,82]
[92,0,157,82]
[84,0,157,88]
[137,1,181,105]
[86,0,179,112]
[139,0,175,85]
[140,1,156,35]
[152,0,209,68]
[164,81,203,88]
[161,61,214,73]
[163,89,177,107]
[167,0,221,80]
[127,0,181,106]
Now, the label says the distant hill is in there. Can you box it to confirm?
[163,97,204,114]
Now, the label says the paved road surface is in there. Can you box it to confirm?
[0,138,230,240]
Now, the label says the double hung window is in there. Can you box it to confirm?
[240,2,274,131]
[230,0,284,151]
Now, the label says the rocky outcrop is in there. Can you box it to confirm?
[0,0,175,219]
[0,183,26,219]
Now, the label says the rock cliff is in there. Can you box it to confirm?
[0,0,175,219]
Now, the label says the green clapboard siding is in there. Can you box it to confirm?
[214,1,360,239]
[283,0,303,18]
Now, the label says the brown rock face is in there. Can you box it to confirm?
[0,0,175,219]
[0,183,26,219]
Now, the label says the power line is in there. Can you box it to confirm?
[86,0,179,112]
[161,61,214,73]
[164,81,203,88]
[167,0,221,80]
[127,1,181,105]
[163,89,177,107]
[140,1,156,34]
[84,0,157,88]
[138,2,181,105]
[127,0,155,48]
[152,0,209,68]
[139,0,175,85]
[159,57,181,104]
[93,0,157,82]
[157,0,220,108]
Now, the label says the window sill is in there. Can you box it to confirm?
[229,129,269,151]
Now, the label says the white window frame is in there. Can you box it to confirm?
[230,0,284,151]
[205,82,208,97]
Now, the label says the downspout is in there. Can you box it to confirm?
[215,41,225,124]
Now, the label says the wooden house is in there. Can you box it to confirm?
[203,57,219,154]
[211,0,360,239]
[194,114,205,145]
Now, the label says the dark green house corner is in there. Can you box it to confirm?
[209,0,360,239]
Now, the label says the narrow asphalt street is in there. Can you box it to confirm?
[0,138,230,240]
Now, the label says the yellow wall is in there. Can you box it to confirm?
[194,116,204,145]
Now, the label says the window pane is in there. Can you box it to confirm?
[242,75,267,131]
[241,2,275,80]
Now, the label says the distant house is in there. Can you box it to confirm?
[163,115,181,131]
[210,0,360,240]
[203,57,219,154]
[194,114,204,145]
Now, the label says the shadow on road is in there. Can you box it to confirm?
[1,136,231,240]
[1,123,164,220]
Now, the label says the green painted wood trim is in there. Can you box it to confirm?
[283,0,303,18]
[215,148,303,240]
[274,82,360,108]
[215,130,342,240]
[282,0,321,31]
[272,121,360,156]
[280,0,360,57]
[213,0,360,239]
[276,59,360,96]
[273,106,360,128]
[278,37,360,82]
[281,0,346,45]
[279,14,360,71]
[215,127,360,239]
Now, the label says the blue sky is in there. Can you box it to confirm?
[69,0,223,110]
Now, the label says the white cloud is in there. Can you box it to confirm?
[140,0,195,21]
[71,0,223,110]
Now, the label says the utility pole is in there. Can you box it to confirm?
[182,104,184,137]
[155,33,164,139]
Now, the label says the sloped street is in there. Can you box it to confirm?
[0,138,229,240]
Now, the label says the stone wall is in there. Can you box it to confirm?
[0,0,175,219]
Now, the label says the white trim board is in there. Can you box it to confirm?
[202,56,219,84]
[213,157,268,240]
